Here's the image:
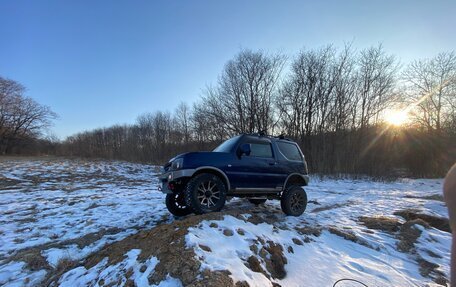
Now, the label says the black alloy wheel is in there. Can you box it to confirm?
[185,173,227,214]
[281,185,307,216]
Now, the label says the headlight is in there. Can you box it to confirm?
[171,158,184,170]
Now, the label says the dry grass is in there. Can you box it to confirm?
[417,257,448,285]
[358,216,401,233]
[394,209,450,233]
[396,219,428,252]
[311,202,350,213]
[84,203,101,211]
[259,241,287,279]
[55,258,77,273]
[404,194,444,201]
[8,248,51,271]
[17,217,37,224]
[294,226,322,237]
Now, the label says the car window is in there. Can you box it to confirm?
[213,135,240,152]
[277,142,302,161]
[249,143,273,158]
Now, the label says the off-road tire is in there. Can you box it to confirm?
[248,198,267,205]
[185,173,227,214]
[281,185,307,216]
[166,192,192,216]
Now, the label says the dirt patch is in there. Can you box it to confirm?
[359,216,401,233]
[292,238,303,245]
[259,241,287,279]
[396,219,428,253]
[311,202,347,213]
[83,203,101,211]
[0,177,23,190]
[53,258,78,280]
[236,228,245,236]
[47,211,258,287]
[195,270,234,287]
[199,245,212,252]
[246,255,267,275]
[17,217,37,224]
[294,226,322,237]
[417,257,448,285]
[246,213,281,225]
[404,194,444,201]
[8,248,51,272]
[394,209,450,233]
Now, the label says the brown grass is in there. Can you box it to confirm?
[396,219,427,253]
[8,248,51,271]
[417,257,448,285]
[394,209,450,233]
[359,216,401,233]
[404,194,444,201]
[294,226,322,237]
[260,241,287,279]
[311,202,352,213]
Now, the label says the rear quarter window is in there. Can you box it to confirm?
[277,142,302,161]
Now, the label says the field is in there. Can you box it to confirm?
[0,157,451,286]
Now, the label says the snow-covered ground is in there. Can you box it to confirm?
[0,157,169,286]
[0,157,451,286]
[187,178,450,287]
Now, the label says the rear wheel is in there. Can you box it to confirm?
[185,173,227,214]
[248,198,267,205]
[281,186,307,216]
[166,192,192,216]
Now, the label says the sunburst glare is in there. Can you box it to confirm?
[384,109,409,126]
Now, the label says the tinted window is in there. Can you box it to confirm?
[213,136,240,152]
[249,143,273,158]
[277,142,302,161]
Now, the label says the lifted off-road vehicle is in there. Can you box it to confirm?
[159,133,309,216]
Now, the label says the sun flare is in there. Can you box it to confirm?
[385,109,409,126]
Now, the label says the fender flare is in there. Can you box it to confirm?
[194,166,231,191]
[283,173,309,190]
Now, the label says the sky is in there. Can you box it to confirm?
[1,0,455,139]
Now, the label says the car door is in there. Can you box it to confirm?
[228,140,280,189]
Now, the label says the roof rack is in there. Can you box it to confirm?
[247,131,292,141]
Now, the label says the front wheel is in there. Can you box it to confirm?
[185,173,227,214]
[166,192,192,216]
[281,186,307,216]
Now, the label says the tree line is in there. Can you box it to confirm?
[2,44,455,177]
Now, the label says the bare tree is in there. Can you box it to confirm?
[403,52,456,132]
[357,44,398,128]
[202,49,286,135]
[174,102,192,144]
[0,76,57,154]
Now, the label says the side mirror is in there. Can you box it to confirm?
[239,143,251,156]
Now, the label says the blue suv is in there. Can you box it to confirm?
[159,133,309,216]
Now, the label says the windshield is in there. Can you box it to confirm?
[213,136,240,152]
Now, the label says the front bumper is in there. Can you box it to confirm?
[158,169,196,194]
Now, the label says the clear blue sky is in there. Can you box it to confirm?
[1,0,455,139]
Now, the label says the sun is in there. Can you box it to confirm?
[385,109,409,126]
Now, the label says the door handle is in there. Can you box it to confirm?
[268,162,277,165]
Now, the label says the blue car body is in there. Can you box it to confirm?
[159,134,309,197]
